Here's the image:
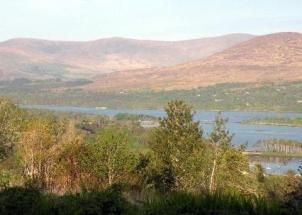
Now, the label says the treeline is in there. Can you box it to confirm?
[258,139,302,155]
[115,113,157,121]
[1,98,302,214]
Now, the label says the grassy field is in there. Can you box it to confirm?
[1,79,302,112]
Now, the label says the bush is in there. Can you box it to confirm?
[49,186,135,215]
[0,186,135,215]
[0,187,42,215]
[0,170,11,189]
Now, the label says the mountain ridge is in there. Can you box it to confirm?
[0,33,255,81]
[85,32,302,90]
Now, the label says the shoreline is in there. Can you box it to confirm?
[243,151,302,158]
[19,104,302,114]
[242,122,302,127]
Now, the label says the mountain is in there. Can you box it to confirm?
[86,32,302,90]
[0,34,254,80]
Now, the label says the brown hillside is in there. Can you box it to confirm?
[87,32,302,90]
[0,34,254,80]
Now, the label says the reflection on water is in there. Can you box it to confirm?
[249,155,302,174]
[249,155,292,164]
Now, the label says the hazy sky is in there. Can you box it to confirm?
[0,0,301,41]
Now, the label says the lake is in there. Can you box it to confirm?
[20,104,302,174]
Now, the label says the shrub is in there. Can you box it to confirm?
[0,187,42,215]
[0,170,11,189]
[0,186,136,215]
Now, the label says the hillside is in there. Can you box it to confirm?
[86,32,302,90]
[1,80,302,112]
[0,34,254,80]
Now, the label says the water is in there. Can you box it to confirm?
[249,156,302,175]
[20,104,302,174]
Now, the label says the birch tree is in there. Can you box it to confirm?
[17,118,58,189]
[208,113,248,193]
[81,125,138,189]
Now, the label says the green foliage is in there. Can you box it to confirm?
[149,100,205,192]
[255,164,265,183]
[81,125,138,188]
[0,98,24,160]
[0,170,11,189]
[0,187,43,215]
[208,113,249,193]
[261,172,302,201]
[209,113,233,149]
[47,185,135,215]
[0,187,288,215]
[0,98,301,214]
[2,81,302,112]
[141,192,283,215]
[0,186,135,215]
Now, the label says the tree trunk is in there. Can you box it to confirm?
[108,166,113,186]
[209,158,217,193]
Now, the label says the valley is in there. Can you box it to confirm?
[2,2,302,214]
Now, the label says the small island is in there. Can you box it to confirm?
[245,139,302,157]
[114,112,158,121]
[241,117,302,127]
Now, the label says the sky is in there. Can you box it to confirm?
[0,0,301,42]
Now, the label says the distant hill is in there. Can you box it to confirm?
[0,34,254,81]
[86,32,302,90]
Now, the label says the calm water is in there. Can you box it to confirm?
[20,104,302,174]
[249,156,302,175]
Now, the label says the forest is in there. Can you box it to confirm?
[0,97,302,214]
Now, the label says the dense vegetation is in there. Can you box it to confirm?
[1,79,302,112]
[243,117,302,127]
[1,97,302,214]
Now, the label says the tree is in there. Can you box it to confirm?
[0,98,23,160]
[208,113,248,193]
[81,125,138,189]
[54,121,86,193]
[16,117,65,190]
[149,100,205,192]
